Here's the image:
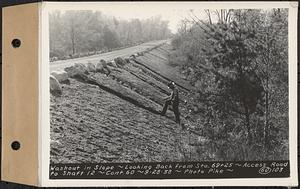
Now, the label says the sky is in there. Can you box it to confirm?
[46,2,279,34]
[91,4,207,33]
[47,2,209,34]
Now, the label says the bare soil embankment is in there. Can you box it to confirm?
[50,42,200,164]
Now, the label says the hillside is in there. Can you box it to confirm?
[50,42,201,163]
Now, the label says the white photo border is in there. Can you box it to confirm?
[40,1,298,187]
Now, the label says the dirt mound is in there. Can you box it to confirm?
[51,70,69,84]
[50,75,62,96]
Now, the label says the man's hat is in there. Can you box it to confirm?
[167,81,175,88]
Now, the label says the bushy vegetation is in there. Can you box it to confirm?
[49,10,172,60]
[171,9,288,160]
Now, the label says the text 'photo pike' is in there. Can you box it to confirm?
[45,2,297,184]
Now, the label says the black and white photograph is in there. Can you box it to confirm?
[46,2,296,182]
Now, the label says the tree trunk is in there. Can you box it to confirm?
[245,106,251,145]
[264,84,269,157]
[70,18,76,55]
[264,28,270,158]
[206,10,212,25]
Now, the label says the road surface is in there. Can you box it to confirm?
[50,40,168,71]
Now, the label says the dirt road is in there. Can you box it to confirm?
[50,40,168,71]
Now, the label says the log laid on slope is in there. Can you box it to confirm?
[131,58,191,93]
[69,72,162,115]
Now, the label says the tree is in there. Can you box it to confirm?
[103,25,121,50]
[171,9,288,160]
[49,10,172,60]
[254,9,288,157]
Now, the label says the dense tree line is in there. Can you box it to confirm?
[171,9,288,160]
[49,10,172,60]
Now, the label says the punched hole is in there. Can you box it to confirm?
[11,141,21,150]
[11,39,21,48]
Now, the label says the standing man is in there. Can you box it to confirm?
[161,81,180,124]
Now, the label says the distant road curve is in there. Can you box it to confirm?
[50,39,168,71]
